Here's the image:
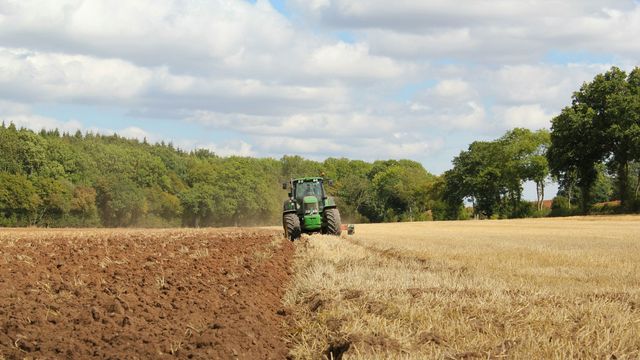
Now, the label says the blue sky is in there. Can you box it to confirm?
[1,0,639,199]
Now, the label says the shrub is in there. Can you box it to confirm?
[590,200,623,215]
[530,208,551,218]
[510,201,536,218]
[550,196,576,217]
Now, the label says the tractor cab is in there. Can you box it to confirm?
[293,178,325,207]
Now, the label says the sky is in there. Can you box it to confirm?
[1,0,639,199]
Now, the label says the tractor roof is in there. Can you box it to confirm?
[292,177,324,182]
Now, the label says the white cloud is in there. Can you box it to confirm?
[119,126,152,141]
[3,113,83,133]
[255,134,443,160]
[0,46,352,116]
[0,47,153,102]
[186,110,396,138]
[357,137,444,159]
[363,28,475,59]
[408,80,486,131]
[293,0,640,62]
[256,136,346,155]
[306,42,405,80]
[432,79,474,99]
[497,104,556,130]
[0,0,296,71]
[201,140,256,157]
[0,100,83,132]
[444,101,487,130]
[487,64,612,107]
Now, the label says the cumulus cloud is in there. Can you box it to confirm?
[0,47,153,102]
[0,46,354,113]
[118,126,153,141]
[0,0,638,173]
[186,110,396,138]
[3,114,83,133]
[432,79,475,100]
[497,104,557,130]
[407,79,486,131]
[306,42,405,80]
[0,0,296,72]
[0,100,83,132]
[486,64,612,107]
[292,0,640,61]
[363,28,475,59]
[200,140,256,157]
[255,134,443,160]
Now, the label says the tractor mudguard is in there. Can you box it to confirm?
[283,199,297,214]
[323,196,337,209]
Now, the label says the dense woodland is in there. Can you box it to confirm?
[0,66,638,227]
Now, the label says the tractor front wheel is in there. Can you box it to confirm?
[283,213,301,241]
[324,208,342,236]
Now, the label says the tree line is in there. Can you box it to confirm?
[0,124,443,227]
[1,66,638,227]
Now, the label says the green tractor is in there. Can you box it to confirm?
[282,177,342,240]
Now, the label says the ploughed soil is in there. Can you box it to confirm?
[0,228,294,359]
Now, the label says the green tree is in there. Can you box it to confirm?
[32,177,73,226]
[145,186,183,224]
[548,104,603,213]
[443,128,550,219]
[499,128,550,212]
[0,173,41,225]
[281,155,321,179]
[0,124,22,173]
[95,176,146,227]
[70,185,99,226]
[553,66,640,209]
[16,130,48,176]
[179,182,217,227]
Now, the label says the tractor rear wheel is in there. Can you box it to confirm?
[324,208,342,236]
[283,213,301,241]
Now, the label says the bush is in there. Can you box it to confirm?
[459,207,473,220]
[530,208,551,218]
[510,201,536,218]
[550,196,577,217]
[590,200,623,215]
[0,213,19,227]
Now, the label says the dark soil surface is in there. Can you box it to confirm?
[0,228,294,359]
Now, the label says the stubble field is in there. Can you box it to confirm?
[285,216,640,359]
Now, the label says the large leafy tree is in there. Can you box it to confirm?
[32,177,73,226]
[0,173,41,225]
[548,66,640,210]
[548,105,603,212]
[498,128,551,213]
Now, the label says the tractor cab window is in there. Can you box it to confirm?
[295,181,323,201]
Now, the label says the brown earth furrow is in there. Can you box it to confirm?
[0,228,294,359]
